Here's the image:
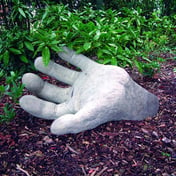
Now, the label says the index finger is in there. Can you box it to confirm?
[58,47,98,71]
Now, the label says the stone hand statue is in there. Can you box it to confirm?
[20,47,159,135]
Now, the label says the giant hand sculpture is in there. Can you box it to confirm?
[20,47,159,135]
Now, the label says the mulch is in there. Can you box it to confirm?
[0,58,176,176]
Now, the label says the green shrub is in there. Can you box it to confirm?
[1,4,175,75]
[0,27,34,70]
[0,71,24,123]
[32,29,62,66]
[33,5,175,75]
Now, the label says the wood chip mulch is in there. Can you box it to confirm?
[0,59,176,176]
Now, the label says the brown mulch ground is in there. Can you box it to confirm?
[0,58,176,176]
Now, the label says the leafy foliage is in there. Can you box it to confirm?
[1,3,176,73]
[0,71,24,123]
[32,29,62,66]
[32,4,175,75]
[0,27,34,70]
[47,0,176,16]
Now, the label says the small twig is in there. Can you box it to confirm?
[90,167,99,176]
[16,164,30,176]
[96,167,108,176]
[81,166,87,176]
[151,82,157,89]
[66,144,80,154]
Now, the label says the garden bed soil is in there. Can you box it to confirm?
[0,58,176,176]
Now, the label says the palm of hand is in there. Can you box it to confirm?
[20,47,159,135]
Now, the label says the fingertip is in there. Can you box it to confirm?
[19,95,35,111]
[50,114,77,135]
[19,95,25,106]
[58,46,72,58]
[19,95,57,119]
[34,57,43,69]
[61,46,70,53]
[34,56,54,74]
[22,73,44,93]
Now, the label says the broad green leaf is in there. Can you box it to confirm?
[93,42,101,47]
[51,45,62,52]
[136,19,140,26]
[122,35,130,41]
[83,42,91,51]
[25,36,33,41]
[46,16,55,25]
[9,48,22,55]
[10,71,16,77]
[24,41,34,51]
[143,57,151,62]
[0,85,5,93]
[133,41,136,48]
[94,30,101,40]
[117,55,132,65]
[42,46,50,66]
[111,57,118,65]
[134,60,143,73]
[51,31,57,38]
[101,49,111,55]
[33,45,43,57]
[97,50,103,58]
[108,43,117,48]
[20,55,28,63]
[42,10,48,21]
[18,42,24,50]
[18,8,26,18]
[103,59,111,64]
[0,70,4,78]
[3,50,9,65]
[137,38,143,43]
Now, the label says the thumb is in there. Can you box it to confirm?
[51,114,80,135]
[50,102,108,135]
